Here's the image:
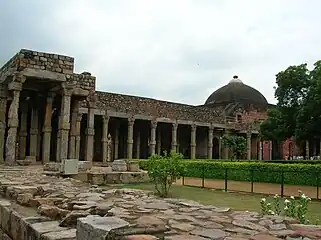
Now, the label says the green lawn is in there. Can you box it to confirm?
[120,183,321,224]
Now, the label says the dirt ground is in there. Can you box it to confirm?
[175,177,320,199]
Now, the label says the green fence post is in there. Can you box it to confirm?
[202,165,205,188]
[317,172,319,200]
[251,169,254,193]
[225,168,228,192]
[281,169,284,198]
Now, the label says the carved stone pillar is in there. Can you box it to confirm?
[85,103,95,162]
[114,123,119,160]
[102,115,109,163]
[18,102,28,160]
[171,122,178,152]
[29,105,39,160]
[150,120,157,155]
[157,125,162,154]
[306,140,310,160]
[207,125,214,159]
[247,132,252,160]
[0,86,7,164]
[136,131,141,159]
[218,135,222,159]
[5,81,22,165]
[68,100,79,159]
[127,117,135,159]
[258,139,262,160]
[75,114,82,160]
[190,124,196,159]
[58,88,72,161]
[42,93,54,163]
[56,114,61,162]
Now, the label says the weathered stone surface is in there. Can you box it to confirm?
[30,221,68,240]
[38,204,70,219]
[77,216,130,240]
[191,228,229,239]
[0,166,319,240]
[60,210,90,227]
[41,229,77,240]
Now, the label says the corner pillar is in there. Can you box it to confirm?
[102,115,109,163]
[207,125,214,159]
[127,117,135,159]
[0,86,8,164]
[42,93,55,163]
[171,122,178,152]
[5,80,23,165]
[150,120,157,155]
[190,124,196,159]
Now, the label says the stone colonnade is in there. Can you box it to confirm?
[0,75,267,165]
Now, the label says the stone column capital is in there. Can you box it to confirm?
[76,113,83,122]
[172,122,178,131]
[62,88,72,97]
[47,92,56,104]
[102,115,110,124]
[151,120,157,129]
[128,116,135,127]
[191,123,197,132]
[209,124,215,131]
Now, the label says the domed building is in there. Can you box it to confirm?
[0,49,302,165]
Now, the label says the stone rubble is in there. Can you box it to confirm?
[0,166,320,240]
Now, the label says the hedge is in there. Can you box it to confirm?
[138,160,321,187]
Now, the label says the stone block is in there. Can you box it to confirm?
[127,162,140,172]
[112,160,127,172]
[76,215,129,240]
[89,173,105,185]
[44,162,61,172]
[41,229,77,240]
[25,155,37,164]
[61,159,79,175]
[21,216,52,240]
[78,161,92,172]
[0,203,12,235]
[16,159,32,165]
[10,210,22,240]
[29,221,69,240]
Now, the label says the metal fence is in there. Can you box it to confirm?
[180,168,320,200]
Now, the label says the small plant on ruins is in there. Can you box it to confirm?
[221,135,246,160]
[260,191,312,224]
[147,150,185,197]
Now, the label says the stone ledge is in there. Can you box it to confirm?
[0,200,77,240]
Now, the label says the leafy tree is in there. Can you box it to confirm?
[147,151,184,197]
[221,135,246,160]
[260,62,321,143]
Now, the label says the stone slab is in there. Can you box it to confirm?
[76,215,129,240]
[61,159,79,175]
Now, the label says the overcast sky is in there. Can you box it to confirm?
[1,0,320,105]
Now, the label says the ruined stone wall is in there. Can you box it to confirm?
[0,49,95,91]
[93,91,226,123]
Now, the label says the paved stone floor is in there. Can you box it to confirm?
[0,165,321,240]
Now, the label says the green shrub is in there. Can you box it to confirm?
[146,151,185,197]
[138,160,321,186]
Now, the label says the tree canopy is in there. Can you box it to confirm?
[260,61,321,143]
[221,135,246,160]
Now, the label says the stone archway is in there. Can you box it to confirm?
[212,137,220,159]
